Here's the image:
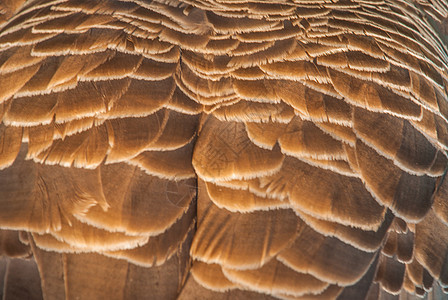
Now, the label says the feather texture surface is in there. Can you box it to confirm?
[1,0,448,299]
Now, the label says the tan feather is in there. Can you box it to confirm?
[222,258,328,297]
[0,46,45,74]
[415,210,448,287]
[191,181,298,269]
[165,87,203,115]
[191,261,238,292]
[78,163,195,236]
[130,139,196,180]
[103,202,196,267]
[106,111,166,163]
[106,77,174,118]
[277,222,377,285]
[257,156,386,230]
[205,180,288,212]
[179,274,277,299]
[193,116,284,181]
[298,211,393,252]
[354,140,436,222]
[0,63,41,102]
[0,146,108,233]
[329,68,422,119]
[0,124,22,169]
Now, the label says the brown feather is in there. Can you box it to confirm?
[106,111,166,163]
[258,156,386,230]
[131,139,196,180]
[329,68,422,119]
[415,210,448,287]
[0,230,31,258]
[0,124,22,169]
[79,163,195,236]
[298,211,393,252]
[103,202,196,267]
[191,180,298,269]
[222,258,328,297]
[2,257,43,300]
[375,254,405,295]
[0,63,41,102]
[193,116,284,181]
[278,222,377,285]
[354,140,436,222]
[353,107,446,176]
[191,261,238,292]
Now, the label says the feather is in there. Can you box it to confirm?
[77,163,195,236]
[1,0,448,298]
[35,124,109,168]
[330,68,422,119]
[103,202,196,267]
[354,140,436,222]
[2,257,43,300]
[132,58,177,80]
[82,52,143,80]
[0,145,108,233]
[277,117,345,160]
[0,46,45,74]
[179,274,277,299]
[222,258,328,297]
[193,116,284,181]
[106,111,166,163]
[107,77,174,118]
[0,230,31,258]
[191,180,298,269]
[130,139,196,180]
[375,254,405,294]
[165,87,203,115]
[415,210,448,287]
[147,110,199,150]
[0,124,22,169]
[214,101,294,124]
[298,211,393,252]
[191,261,238,292]
[205,180,288,212]
[353,107,446,176]
[337,255,379,299]
[277,222,377,285]
[258,156,386,230]
[0,63,41,102]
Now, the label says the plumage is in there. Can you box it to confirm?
[1,257,42,300]
[277,223,377,286]
[0,63,41,102]
[0,123,22,168]
[193,116,284,181]
[222,258,328,297]
[298,211,393,252]
[354,140,437,221]
[375,254,406,294]
[191,180,298,269]
[190,261,238,292]
[258,156,386,230]
[353,107,447,176]
[131,139,196,180]
[1,0,448,299]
